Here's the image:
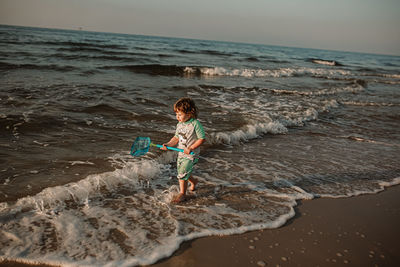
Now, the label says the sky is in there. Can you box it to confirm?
[1,0,399,55]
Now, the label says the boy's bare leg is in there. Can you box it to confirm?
[180,179,188,195]
[173,180,187,203]
[188,176,198,192]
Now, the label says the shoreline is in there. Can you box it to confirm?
[1,185,399,267]
[151,184,400,267]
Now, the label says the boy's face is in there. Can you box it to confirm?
[176,111,191,122]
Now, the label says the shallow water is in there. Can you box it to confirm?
[0,25,399,266]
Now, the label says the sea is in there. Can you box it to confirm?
[0,25,399,266]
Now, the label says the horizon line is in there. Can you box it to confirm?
[1,23,399,57]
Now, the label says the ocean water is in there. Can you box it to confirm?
[0,25,400,266]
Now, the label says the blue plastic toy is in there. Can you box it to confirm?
[130,137,194,156]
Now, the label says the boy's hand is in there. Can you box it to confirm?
[184,147,192,155]
[161,144,168,151]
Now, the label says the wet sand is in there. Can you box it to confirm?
[151,185,400,267]
[1,185,399,267]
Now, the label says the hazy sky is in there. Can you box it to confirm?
[1,0,399,55]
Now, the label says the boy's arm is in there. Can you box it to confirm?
[161,136,179,150]
[184,138,205,154]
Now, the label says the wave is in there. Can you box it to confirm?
[0,113,69,138]
[56,46,118,53]
[199,49,233,57]
[176,49,197,54]
[106,64,353,78]
[103,64,189,76]
[341,101,397,107]
[39,41,127,50]
[0,61,77,72]
[82,104,135,118]
[309,58,342,66]
[208,121,288,145]
[0,157,169,214]
[0,40,127,52]
[343,135,400,147]
[0,150,301,266]
[270,82,365,96]
[175,49,234,57]
[48,50,150,62]
[186,66,351,78]
[0,51,33,58]
[57,41,126,50]
[208,100,338,145]
[381,73,400,79]
[357,69,400,79]
[246,57,259,62]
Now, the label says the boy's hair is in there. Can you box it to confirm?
[174,97,198,119]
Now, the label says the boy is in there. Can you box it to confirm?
[161,97,205,203]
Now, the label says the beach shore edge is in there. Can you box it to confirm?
[1,185,399,267]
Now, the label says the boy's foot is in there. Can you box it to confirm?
[172,193,185,203]
[189,179,198,192]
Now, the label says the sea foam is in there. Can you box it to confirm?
[184,66,351,78]
[0,152,303,267]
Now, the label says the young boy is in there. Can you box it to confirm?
[161,97,205,203]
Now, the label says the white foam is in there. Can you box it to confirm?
[0,169,301,267]
[279,107,319,127]
[2,155,399,267]
[184,66,351,78]
[379,177,400,187]
[341,135,400,147]
[312,59,337,66]
[316,182,400,199]
[271,84,364,96]
[382,73,400,79]
[341,101,396,107]
[209,121,288,145]
[33,140,50,147]
[1,142,310,267]
[70,161,95,166]
[207,98,338,145]
[3,158,166,215]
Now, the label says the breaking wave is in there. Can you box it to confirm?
[309,58,342,66]
[270,84,365,96]
[105,64,352,78]
[208,99,338,145]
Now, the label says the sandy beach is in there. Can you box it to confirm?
[1,185,398,267]
[151,185,400,267]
